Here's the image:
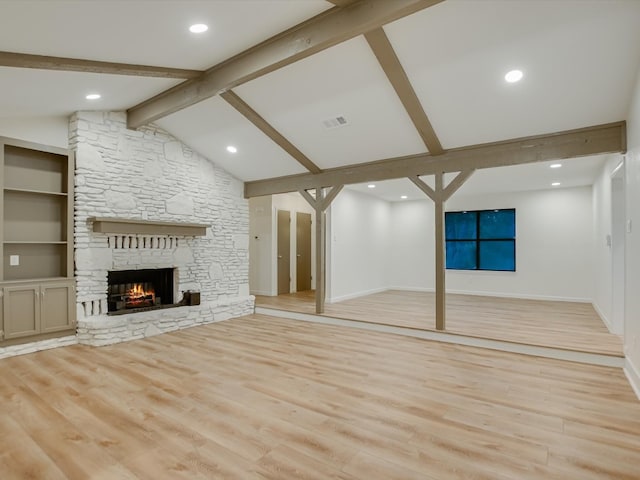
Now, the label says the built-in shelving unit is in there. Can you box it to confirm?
[0,137,75,344]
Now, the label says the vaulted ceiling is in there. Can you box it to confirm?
[1,0,639,199]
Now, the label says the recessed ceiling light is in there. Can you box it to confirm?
[401,195,408,199]
[367,184,376,189]
[85,93,101,100]
[226,145,237,153]
[189,23,208,33]
[550,163,562,169]
[505,69,523,83]
[552,182,561,186]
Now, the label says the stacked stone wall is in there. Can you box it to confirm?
[70,111,254,346]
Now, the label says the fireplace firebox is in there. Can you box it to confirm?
[107,268,175,314]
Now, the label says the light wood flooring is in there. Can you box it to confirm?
[0,314,639,479]
[255,290,623,357]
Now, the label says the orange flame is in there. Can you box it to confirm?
[128,284,152,297]
[126,284,155,306]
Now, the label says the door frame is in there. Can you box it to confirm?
[610,160,625,336]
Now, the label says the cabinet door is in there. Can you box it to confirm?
[41,281,75,334]
[2,284,40,340]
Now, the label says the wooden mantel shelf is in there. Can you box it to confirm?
[89,217,209,236]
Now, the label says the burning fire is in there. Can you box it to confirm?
[126,283,155,307]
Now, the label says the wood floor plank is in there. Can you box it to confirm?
[0,314,637,479]
[342,450,437,480]
[0,414,68,480]
[256,444,358,480]
[256,290,623,355]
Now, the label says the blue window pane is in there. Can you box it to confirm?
[445,212,477,240]
[446,241,477,270]
[479,209,515,239]
[479,241,515,271]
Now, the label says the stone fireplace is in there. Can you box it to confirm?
[70,111,254,346]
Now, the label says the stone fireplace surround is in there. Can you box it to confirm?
[71,111,255,347]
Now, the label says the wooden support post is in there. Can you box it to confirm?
[315,201,326,314]
[299,185,343,314]
[434,172,445,330]
[409,170,474,331]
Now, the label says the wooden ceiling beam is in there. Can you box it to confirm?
[442,170,475,201]
[221,91,322,174]
[326,0,360,6]
[408,176,438,202]
[321,184,344,211]
[0,51,202,79]
[127,0,445,129]
[244,121,626,198]
[365,28,444,155]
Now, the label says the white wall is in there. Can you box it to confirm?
[611,166,626,335]
[624,66,640,397]
[388,187,594,302]
[248,192,315,296]
[592,155,625,332]
[328,189,390,302]
[389,200,434,290]
[249,196,273,296]
[0,116,69,148]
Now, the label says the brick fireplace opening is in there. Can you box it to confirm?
[107,268,175,315]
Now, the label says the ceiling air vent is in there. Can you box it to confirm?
[322,115,349,130]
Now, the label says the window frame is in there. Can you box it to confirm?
[445,208,516,272]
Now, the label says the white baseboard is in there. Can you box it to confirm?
[446,289,591,303]
[592,301,613,332]
[389,286,590,303]
[624,357,640,401]
[327,287,388,304]
[250,290,273,297]
[387,286,434,293]
[0,335,77,360]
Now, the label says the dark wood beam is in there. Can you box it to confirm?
[127,0,445,128]
[0,51,202,79]
[365,28,444,155]
[245,121,626,198]
[221,91,322,174]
